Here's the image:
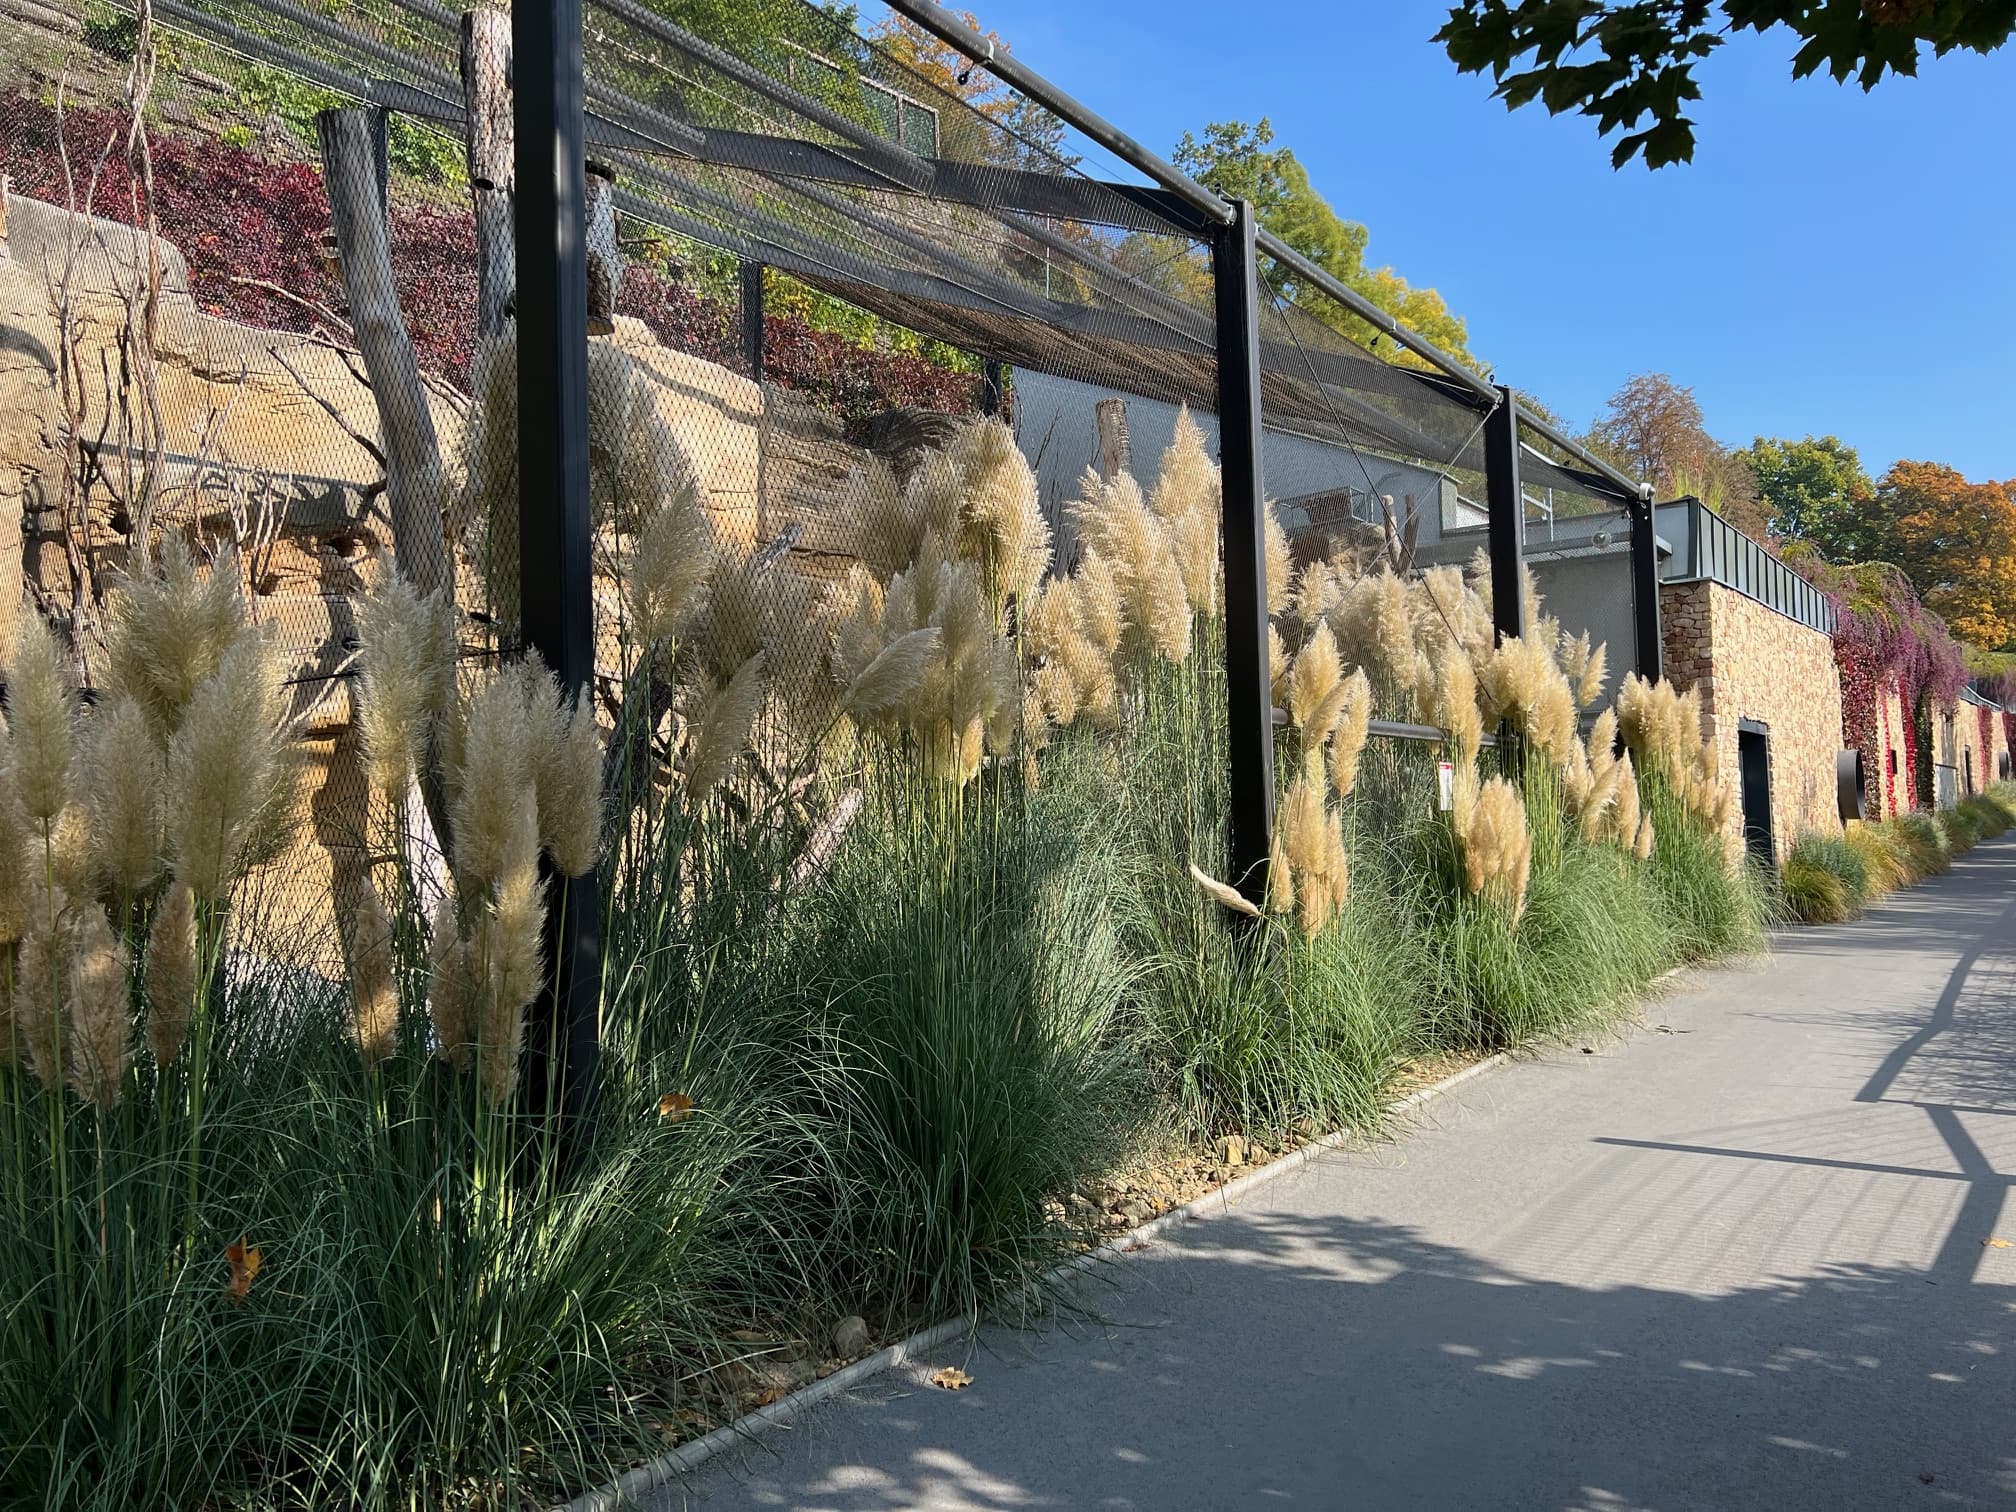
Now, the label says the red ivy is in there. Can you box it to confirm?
[0,93,977,417]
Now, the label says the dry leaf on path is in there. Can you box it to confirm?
[929,1366,973,1390]
[1984,1237,2012,1249]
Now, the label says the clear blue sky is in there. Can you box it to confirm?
[929,2,2016,481]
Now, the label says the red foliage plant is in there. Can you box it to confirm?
[0,94,977,415]
[1797,555,1967,816]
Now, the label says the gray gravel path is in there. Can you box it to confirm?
[657,837,2016,1510]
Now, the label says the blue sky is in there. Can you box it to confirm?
[942,2,2016,481]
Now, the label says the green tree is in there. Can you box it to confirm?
[1737,434,1874,543]
[1438,1,2016,168]
[1170,119,1481,370]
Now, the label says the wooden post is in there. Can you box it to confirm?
[1095,396,1130,480]
[585,162,620,335]
[460,7,515,340]
[316,107,451,599]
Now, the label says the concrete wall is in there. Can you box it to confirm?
[1661,579,1846,864]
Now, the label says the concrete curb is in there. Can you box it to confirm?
[560,1050,1512,1510]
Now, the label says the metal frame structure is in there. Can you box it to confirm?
[122,0,1663,1120]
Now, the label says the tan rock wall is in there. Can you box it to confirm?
[1660,579,1846,863]
[1870,685,1912,819]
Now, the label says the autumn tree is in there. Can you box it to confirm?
[1438,1,2016,167]
[1851,462,2016,650]
[868,12,1077,171]
[1736,434,1874,542]
[1585,372,1765,536]
[1169,119,1481,371]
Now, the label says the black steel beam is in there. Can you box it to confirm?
[740,258,766,377]
[1629,487,1664,682]
[514,0,602,1149]
[1483,385,1525,644]
[1213,201,1275,913]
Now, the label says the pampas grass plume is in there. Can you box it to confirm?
[1329,669,1373,801]
[1286,622,1344,735]
[447,671,540,894]
[533,681,605,878]
[629,479,715,658]
[357,579,455,798]
[66,903,130,1109]
[144,881,196,1068]
[16,904,62,1090]
[165,636,287,900]
[87,695,164,896]
[684,653,766,807]
[1189,861,1261,918]
[478,863,544,1106]
[102,538,245,737]
[843,627,943,721]
[8,616,74,825]
[350,882,399,1067]
[427,897,473,1070]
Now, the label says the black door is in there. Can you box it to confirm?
[1738,724,1773,865]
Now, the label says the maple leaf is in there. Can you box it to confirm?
[657,1092,696,1122]
[928,1366,974,1390]
[225,1236,263,1304]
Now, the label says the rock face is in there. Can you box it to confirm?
[0,188,925,966]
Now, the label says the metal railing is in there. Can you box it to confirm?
[1660,497,1835,635]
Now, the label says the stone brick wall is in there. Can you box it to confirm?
[1660,579,1846,862]
[1870,685,1912,819]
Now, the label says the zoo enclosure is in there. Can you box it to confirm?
[2,0,1664,1105]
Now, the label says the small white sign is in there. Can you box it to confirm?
[1438,760,1455,812]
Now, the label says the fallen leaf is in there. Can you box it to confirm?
[1983,1237,2012,1249]
[225,1236,262,1304]
[748,1385,787,1408]
[658,1092,696,1122]
[928,1366,973,1390]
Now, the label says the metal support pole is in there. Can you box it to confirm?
[740,258,765,378]
[1628,485,1664,682]
[1212,200,1275,912]
[514,0,600,1147]
[1483,385,1525,644]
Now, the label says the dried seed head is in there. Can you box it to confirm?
[1633,814,1656,860]
[165,635,289,900]
[356,578,457,799]
[1069,472,1190,662]
[144,881,196,1068]
[427,896,473,1071]
[1333,570,1415,696]
[86,695,164,897]
[1264,502,1292,616]
[683,653,766,808]
[16,885,68,1090]
[447,670,541,894]
[1461,775,1532,923]
[477,862,544,1107]
[949,417,1050,607]
[102,537,245,738]
[7,616,75,825]
[1190,861,1261,918]
[1287,622,1345,736]
[67,903,130,1110]
[1329,669,1374,801]
[627,480,715,661]
[349,882,399,1067]
[843,626,944,721]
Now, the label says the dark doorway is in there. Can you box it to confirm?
[1738,723,1774,865]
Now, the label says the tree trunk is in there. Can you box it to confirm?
[315,107,452,599]
[460,7,515,341]
[1095,396,1129,480]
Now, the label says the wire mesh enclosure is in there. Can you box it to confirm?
[0,0,1662,1096]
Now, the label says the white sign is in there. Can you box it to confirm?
[1438,760,1455,812]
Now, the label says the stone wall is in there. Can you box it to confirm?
[1660,579,1846,863]
[1870,685,1912,819]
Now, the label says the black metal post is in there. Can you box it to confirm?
[1483,384,1525,644]
[979,359,1007,417]
[1212,199,1274,912]
[514,0,601,1146]
[1628,486,1664,682]
[740,258,766,378]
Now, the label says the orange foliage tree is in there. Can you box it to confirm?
[1858,463,2016,652]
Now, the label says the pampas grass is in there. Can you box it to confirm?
[143,880,195,1067]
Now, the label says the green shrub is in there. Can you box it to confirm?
[1638,773,1768,960]
[1893,810,1953,875]
[1780,831,1872,924]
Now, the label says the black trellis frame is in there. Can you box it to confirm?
[1483,386,1526,645]
[1213,200,1275,911]
[514,0,602,1148]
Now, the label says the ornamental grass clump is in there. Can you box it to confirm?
[1780,831,1870,924]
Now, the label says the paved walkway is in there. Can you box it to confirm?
[666,839,2016,1510]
